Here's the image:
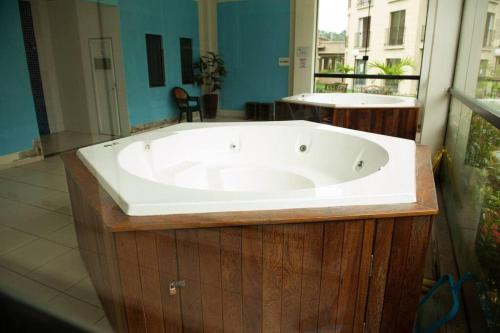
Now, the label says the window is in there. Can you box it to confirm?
[483,12,495,47]
[314,0,427,96]
[356,17,370,48]
[357,0,371,7]
[388,10,405,46]
[145,34,165,87]
[180,37,194,84]
[479,59,489,77]
[386,58,401,67]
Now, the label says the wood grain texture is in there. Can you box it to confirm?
[274,101,419,140]
[242,226,263,333]
[63,143,437,333]
[318,222,345,332]
[281,224,305,333]
[61,145,436,233]
[299,223,324,333]
[262,225,284,333]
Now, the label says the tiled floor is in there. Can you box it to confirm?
[0,156,112,332]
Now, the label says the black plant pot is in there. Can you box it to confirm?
[202,94,218,119]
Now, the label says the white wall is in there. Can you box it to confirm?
[292,0,317,95]
[418,0,463,154]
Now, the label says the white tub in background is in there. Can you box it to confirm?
[77,121,416,216]
[282,93,417,108]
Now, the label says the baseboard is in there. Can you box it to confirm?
[130,118,178,135]
[217,109,245,119]
[0,139,44,170]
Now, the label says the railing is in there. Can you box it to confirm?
[357,0,372,7]
[385,27,405,46]
[449,88,500,129]
[354,32,370,48]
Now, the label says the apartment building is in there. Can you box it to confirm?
[478,0,500,97]
[345,0,428,95]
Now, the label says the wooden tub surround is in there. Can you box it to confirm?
[275,101,420,140]
[62,146,437,333]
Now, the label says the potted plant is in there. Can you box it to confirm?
[369,58,414,95]
[194,52,227,119]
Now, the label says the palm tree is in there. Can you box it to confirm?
[369,58,414,94]
[335,64,354,82]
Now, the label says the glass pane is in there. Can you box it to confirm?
[315,0,428,94]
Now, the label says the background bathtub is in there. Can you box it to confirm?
[275,93,420,140]
[282,93,416,108]
[77,121,415,216]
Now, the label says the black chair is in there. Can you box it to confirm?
[171,87,203,122]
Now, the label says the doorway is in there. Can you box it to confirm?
[89,38,121,136]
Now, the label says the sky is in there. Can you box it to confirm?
[317,0,348,33]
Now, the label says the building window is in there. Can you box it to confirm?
[479,59,489,77]
[356,16,370,48]
[357,0,371,8]
[483,12,495,48]
[386,58,401,67]
[387,10,405,46]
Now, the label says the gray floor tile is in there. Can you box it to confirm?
[46,293,104,327]
[45,224,78,248]
[14,211,71,237]
[27,249,87,291]
[0,228,37,255]
[2,275,60,304]
[0,238,71,275]
[94,316,114,333]
[66,276,102,308]
[0,197,51,227]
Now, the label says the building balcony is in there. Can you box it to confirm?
[385,27,405,48]
[357,0,373,9]
[354,32,370,49]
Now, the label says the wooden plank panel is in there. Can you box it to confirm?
[115,232,147,332]
[380,217,414,332]
[242,226,263,333]
[365,219,395,332]
[395,217,433,332]
[136,231,165,333]
[220,227,243,333]
[335,221,364,332]
[371,112,384,135]
[318,222,345,332]
[299,223,324,333]
[262,225,284,333]
[156,230,182,333]
[281,224,305,333]
[356,109,372,132]
[352,220,376,333]
[176,229,203,333]
[383,109,400,137]
[198,228,224,333]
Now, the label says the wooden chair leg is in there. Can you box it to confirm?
[178,111,183,123]
[187,109,193,122]
[199,109,204,122]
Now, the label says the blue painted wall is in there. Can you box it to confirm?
[217,0,290,111]
[0,0,39,156]
[119,0,200,126]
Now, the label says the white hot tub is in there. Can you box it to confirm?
[282,93,417,108]
[77,121,416,216]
